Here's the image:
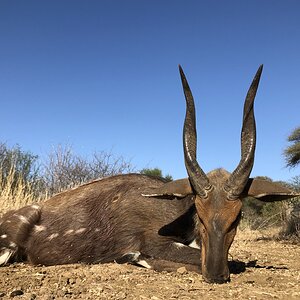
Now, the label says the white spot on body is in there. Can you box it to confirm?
[75,228,86,234]
[18,215,29,224]
[31,204,40,210]
[34,225,46,232]
[64,229,74,235]
[47,233,59,240]
[188,239,200,249]
[95,228,100,232]
[174,242,185,249]
[9,242,17,248]
[0,234,7,239]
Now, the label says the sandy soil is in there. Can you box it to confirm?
[0,229,299,300]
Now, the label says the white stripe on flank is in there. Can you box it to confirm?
[75,228,86,234]
[34,225,46,232]
[64,229,74,235]
[18,215,29,223]
[47,233,59,240]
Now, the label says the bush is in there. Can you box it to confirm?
[42,144,134,195]
[140,168,173,182]
[0,143,135,214]
[0,143,43,215]
[279,176,300,239]
[240,197,283,230]
[240,177,300,240]
[240,177,291,230]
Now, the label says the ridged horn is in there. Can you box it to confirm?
[179,65,212,198]
[224,65,263,200]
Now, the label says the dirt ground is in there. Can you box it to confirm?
[0,229,299,300]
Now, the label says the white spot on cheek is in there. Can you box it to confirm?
[1,234,7,239]
[47,233,59,240]
[75,228,86,234]
[34,225,46,232]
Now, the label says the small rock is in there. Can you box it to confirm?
[115,291,126,299]
[10,290,24,297]
[67,278,76,285]
[56,290,65,297]
[177,266,188,274]
[188,277,195,283]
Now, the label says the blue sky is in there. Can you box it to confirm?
[0,1,299,181]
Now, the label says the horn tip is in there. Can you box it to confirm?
[178,64,184,75]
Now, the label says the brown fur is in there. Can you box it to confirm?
[1,174,201,267]
[1,170,296,284]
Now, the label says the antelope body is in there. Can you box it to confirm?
[0,65,298,283]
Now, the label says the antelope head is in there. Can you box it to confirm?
[180,65,284,283]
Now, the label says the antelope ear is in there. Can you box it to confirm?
[242,178,300,202]
[142,178,193,198]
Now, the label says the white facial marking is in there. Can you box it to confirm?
[174,242,185,249]
[34,225,46,232]
[0,249,14,265]
[1,234,7,239]
[47,233,59,240]
[136,260,152,269]
[64,229,74,235]
[75,228,86,234]
[188,239,200,249]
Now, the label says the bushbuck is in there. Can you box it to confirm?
[0,65,298,283]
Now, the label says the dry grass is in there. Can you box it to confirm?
[0,165,39,216]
